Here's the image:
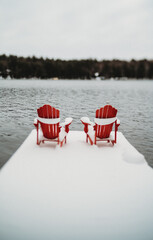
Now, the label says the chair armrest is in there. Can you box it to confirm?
[116,118,120,126]
[115,118,120,133]
[34,118,38,127]
[60,118,73,127]
[81,117,95,126]
[60,118,73,133]
[81,117,95,134]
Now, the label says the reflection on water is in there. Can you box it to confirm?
[0,79,153,168]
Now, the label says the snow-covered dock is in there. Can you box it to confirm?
[0,130,153,240]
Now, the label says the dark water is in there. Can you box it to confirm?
[0,79,153,168]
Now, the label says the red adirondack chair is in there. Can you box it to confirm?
[81,105,120,145]
[34,105,73,147]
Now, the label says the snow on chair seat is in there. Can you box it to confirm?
[81,105,120,145]
[34,105,73,147]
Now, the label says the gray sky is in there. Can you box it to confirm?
[0,0,153,60]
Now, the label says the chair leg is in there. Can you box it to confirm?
[36,127,40,145]
[111,140,115,146]
[60,138,65,147]
[94,134,96,145]
[115,131,117,143]
[114,121,119,144]
[88,136,93,145]
[86,135,88,143]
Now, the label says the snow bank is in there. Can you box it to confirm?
[0,130,153,240]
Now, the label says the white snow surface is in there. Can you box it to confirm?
[0,130,153,240]
[37,117,60,124]
[94,117,117,125]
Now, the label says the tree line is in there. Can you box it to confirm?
[0,54,153,79]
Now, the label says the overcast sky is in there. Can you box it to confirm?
[0,0,153,60]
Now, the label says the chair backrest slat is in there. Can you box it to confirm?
[95,105,117,139]
[37,105,60,139]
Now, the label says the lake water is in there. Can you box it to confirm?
[0,79,153,168]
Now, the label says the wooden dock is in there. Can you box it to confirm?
[0,130,153,240]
